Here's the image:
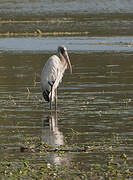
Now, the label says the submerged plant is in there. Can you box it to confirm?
[8,95,17,105]
[25,87,31,100]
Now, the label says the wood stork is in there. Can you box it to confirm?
[41,45,72,110]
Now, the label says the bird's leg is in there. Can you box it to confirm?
[50,88,53,110]
[50,100,52,110]
[55,88,57,111]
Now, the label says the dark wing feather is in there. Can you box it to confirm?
[43,90,50,102]
[42,81,55,102]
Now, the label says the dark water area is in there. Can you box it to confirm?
[1,14,133,36]
[0,0,133,177]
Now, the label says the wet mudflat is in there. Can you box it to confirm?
[0,0,133,179]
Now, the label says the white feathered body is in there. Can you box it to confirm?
[41,55,67,102]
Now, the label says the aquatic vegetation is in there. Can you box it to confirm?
[0,31,89,37]
[25,87,31,100]
[1,136,133,179]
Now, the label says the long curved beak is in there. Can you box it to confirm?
[64,52,72,74]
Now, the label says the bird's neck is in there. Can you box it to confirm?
[58,53,65,62]
[57,53,67,67]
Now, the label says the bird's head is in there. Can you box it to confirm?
[58,45,72,74]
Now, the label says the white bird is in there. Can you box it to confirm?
[41,45,72,110]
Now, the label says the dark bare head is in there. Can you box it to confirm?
[58,45,67,55]
[57,45,72,74]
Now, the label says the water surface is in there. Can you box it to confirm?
[0,0,133,175]
[0,48,133,168]
[1,36,133,52]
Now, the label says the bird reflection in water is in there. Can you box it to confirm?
[42,112,70,165]
[42,112,64,146]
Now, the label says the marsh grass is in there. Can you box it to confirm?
[0,31,89,37]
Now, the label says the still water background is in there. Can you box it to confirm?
[0,0,133,170]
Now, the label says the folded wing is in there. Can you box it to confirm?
[41,55,61,102]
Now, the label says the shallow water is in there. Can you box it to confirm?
[1,0,133,174]
[1,1,133,37]
[1,36,133,52]
[1,48,133,168]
